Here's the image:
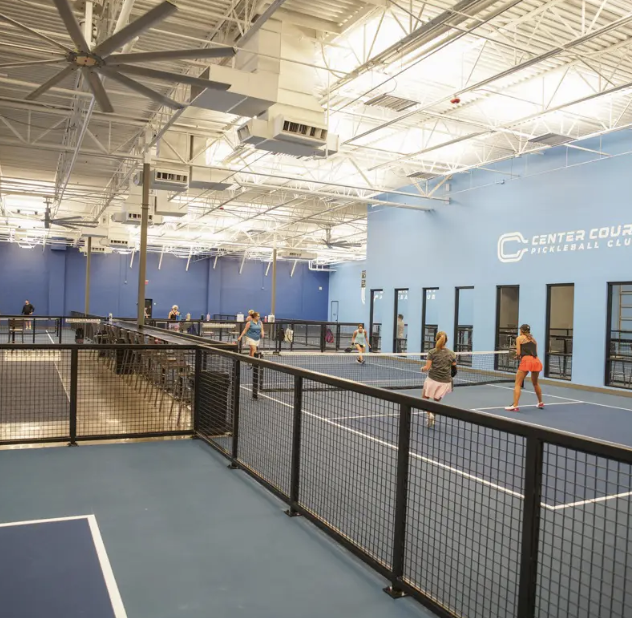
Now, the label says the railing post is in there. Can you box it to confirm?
[335,324,341,351]
[193,348,202,435]
[32,318,36,343]
[229,358,241,467]
[385,402,412,597]
[68,348,78,446]
[286,375,303,516]
[517,437,544,618]
[320,324,326,352]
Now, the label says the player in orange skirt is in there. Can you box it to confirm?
[505,324,544,412]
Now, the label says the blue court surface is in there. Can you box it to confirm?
[0,441,435,618]
[0,515,125,618]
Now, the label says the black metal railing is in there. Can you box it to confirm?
[2,338,632,618]
[0,315,98,344]
[607,329,632,389]
[455,325,473,366]
[195,347,632,618]
[546,328,573,381]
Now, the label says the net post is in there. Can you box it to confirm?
[193,348,202,435]
[285,375,303,517]
[517,437,544,618]
[384,401,412,598]
[229,358,241,468]
[252,358,259,400]
[68,348,78,447]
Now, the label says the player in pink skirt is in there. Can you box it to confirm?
[420,331,457,428]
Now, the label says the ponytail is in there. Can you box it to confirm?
[435,331,447,350]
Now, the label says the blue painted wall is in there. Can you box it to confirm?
[328,261,367,322]
[365,129,632,387]
[0,246,329,320]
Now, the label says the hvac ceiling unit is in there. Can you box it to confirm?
[80,245,112,255]
[187,65,278,119]
[188,168,234,191]
[103,237,130,249]
[111,211,160,225]
[527,133,573,147]
[154,193,187,217]
[278,250,318,260]
[407,171,438,180]
[6,0,235,114]
[238,119,338,157]
[133,169,189,191]
[271,116,328,147]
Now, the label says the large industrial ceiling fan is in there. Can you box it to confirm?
[43,199,97,230]
[0,0,235,113]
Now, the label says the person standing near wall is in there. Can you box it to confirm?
[396,314,405,352]
[21,300,34,331]
[168,305,180,330]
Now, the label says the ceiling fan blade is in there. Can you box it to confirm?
[100,68,184,110]
[93,1,177,58]
[51,216,85,223]
[52,0,90,52]
[0,12,71,52]
[112,64,230,91]
[107,46,236,64]
[0,58,67,70]
[25,65,76,100]
[81,68,114,113]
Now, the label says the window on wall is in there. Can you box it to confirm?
[394,289,409,353]
[495,286,520,372]
[606,282,632,389]
[370,289,384,352]
[421,288,439,352]
[545,284,574,380]
[454,287,474,365]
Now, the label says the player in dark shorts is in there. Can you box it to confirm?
[505,324,545,412]
[351,324,370,363]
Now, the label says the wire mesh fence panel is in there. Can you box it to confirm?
[196,351,236,455]
[337,325,358,351]
[404,409,525,618]
[0,348,71,443]
[234,364,294,497]
[537,445,632,618]
[76,347,195,438]
[298,383,399,568]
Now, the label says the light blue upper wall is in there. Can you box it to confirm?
[366,129,632,386]
[328,261,368,323]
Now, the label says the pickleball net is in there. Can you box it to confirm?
[253,350,515,392]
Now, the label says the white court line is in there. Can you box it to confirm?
[485,383,632,413]
[48,331,71,403]
[87,515,128,618]
[549,491,632,511]
[473,402,579,411]
[247,386,632,511]
[486,383,584,403]
[0,514,127,618]
[0,514,91,528]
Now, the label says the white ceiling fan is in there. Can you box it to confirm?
[0,0,235,113]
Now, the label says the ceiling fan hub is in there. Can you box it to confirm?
[70,52,101,67]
